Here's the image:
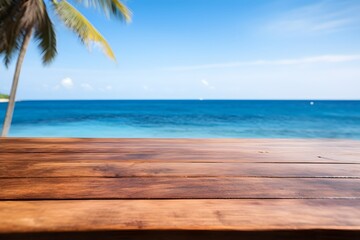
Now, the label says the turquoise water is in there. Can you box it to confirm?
[0,100,359,138]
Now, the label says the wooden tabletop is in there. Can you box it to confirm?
[0,138,359,240]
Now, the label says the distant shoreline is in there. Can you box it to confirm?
[0,99,9,103]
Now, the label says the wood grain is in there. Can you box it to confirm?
[1,162,360,178]
[2,144,359,153]
[0,199,359,233]
[1,138,359,239]
[1,177,359,199]
[1,151,359,163]
[2,139,359,163]
[1,138,359,150]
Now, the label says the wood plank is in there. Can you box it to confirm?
[1,138,360,239]
[1,151,359,163]
[2,139,359,163]
[0,199,359,233]
[2,146,359,167]
[1,148,359,162]
[0,178,359,199]
[1,162,360,178]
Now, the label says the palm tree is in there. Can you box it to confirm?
[0,0,131,137]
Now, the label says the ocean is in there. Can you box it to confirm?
[0,100,359,138]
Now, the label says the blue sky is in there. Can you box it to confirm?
[1,0,360,100]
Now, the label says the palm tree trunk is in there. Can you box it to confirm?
[1,28,33,137]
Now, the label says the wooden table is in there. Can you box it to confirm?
[0,138,359,239]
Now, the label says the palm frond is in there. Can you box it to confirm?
[76,0,131,22]
[0,0,50,66]
[0,0,12,12]
[34,4,57,64]
[0,0,25,66]
[52,0,116,60]
[2,32,24,67]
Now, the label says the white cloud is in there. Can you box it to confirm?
[266,1,360,34]
[142,85,150,91]
[200,79,215,90]
[81,83,94,91]
[311,18,353,31]
[201,79,209,86]
[167,54,360,71]
[99,85,113,92]
[60,77,74,89]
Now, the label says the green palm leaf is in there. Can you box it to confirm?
[1,0,131,136]
[53,0,116,60]
[34,7,57,64]
[1,0,57,66]
[76,0,132,22]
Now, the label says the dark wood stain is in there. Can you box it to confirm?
[0,138,359,239]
